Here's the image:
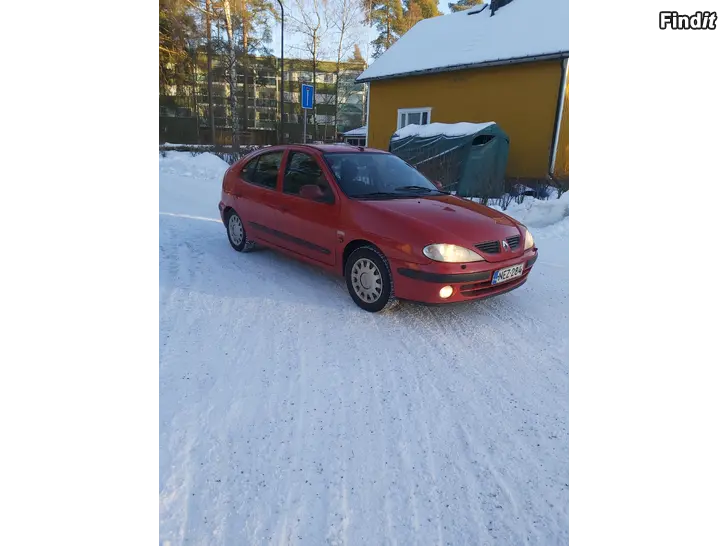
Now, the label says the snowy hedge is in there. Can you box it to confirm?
[159,144,264,165]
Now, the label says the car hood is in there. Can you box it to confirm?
[355,195,523,259]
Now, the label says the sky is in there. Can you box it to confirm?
[272,0,455,65]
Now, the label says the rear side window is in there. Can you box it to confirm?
[246,151,283,189]
[241,157,259,181]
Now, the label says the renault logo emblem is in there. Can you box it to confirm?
[502,240,510,251]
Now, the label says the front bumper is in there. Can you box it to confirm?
[391,248,538,304]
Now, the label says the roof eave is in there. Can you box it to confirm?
[356,51,569,83]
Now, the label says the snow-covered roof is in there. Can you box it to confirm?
[343,126,367,137]
[357,0,568,83]
[392,122,495,140]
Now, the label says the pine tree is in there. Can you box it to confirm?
[221,0,239,149]
[204,0,215,144]
[370,0,404,58]
[448,0,480,13]
[400,1,423,33]
[237,0,276,132]
[350,43,365,63]
[401,0,440,33]
[159,0,198,88]
[412,0,440,18]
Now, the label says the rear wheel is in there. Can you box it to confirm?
[345,246,398,313]
[225,210,256,252]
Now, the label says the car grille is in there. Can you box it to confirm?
[460,274,528,298]
[506,235,521,250]
[474,240,500,254]
[474,235,521,254]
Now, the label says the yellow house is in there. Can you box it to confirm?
[357,0,569,180]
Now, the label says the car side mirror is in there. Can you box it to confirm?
[300,184,327,202]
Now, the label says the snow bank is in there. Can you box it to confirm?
[357,0,568,82]
[159,151,230,181]
[393,122,495,140]
[162,143,211,148]
[493,192,569,229]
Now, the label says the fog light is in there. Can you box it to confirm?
[439,285,454,299]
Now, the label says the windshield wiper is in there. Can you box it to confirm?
[349,191,403,198]
[395,185,448,194]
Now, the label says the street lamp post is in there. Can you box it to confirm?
[277,0,285,144]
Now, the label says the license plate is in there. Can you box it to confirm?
[491,263,524,285]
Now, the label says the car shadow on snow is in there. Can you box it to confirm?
[159,213,536,323]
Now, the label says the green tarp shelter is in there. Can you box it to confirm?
[388,122,510,198]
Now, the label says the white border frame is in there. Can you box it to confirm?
[397,107,432,129]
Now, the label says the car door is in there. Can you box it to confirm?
[275,150,340,266]
[235,150,285,245]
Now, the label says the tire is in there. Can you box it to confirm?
[345,246,399,313]
[225,209,256,253]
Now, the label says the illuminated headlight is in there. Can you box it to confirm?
[524,229,535,250]
[423,244,484,263]
[439,286,454,299]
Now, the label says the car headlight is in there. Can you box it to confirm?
[423,244,484,263]
[524,229,534,250]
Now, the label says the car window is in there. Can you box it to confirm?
[249,151,283,189]
[283,152,333,201]
[323,152,437,197]
[240,156,259,182]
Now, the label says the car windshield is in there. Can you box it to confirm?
[323,152,442,198]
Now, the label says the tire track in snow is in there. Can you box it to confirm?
[391,315,495,546]
[372,300,564,543]
[322,353,351,546]
[272,342,307,546]
[405,361,446,546]
[362,335,391,544]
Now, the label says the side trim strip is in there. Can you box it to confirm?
[249,222,331,255]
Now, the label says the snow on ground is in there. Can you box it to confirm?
[159,153,569,545]
[494,192,569,230]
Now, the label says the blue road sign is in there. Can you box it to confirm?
[301,84,314,110]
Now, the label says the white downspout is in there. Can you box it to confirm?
[549,58,569,176]
[364,82,370,147]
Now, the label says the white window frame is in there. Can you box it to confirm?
[397,107,432,129]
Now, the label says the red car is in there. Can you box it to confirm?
[219,144,538,312]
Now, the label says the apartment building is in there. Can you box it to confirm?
[159,55,367,145]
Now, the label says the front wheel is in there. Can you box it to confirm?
[345,246,399,313]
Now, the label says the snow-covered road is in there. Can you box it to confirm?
[159,153,569,545]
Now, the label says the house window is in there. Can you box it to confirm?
[397,107,431,130]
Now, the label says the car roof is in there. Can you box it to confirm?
[255,143,388,154]
[306,144,387,154]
